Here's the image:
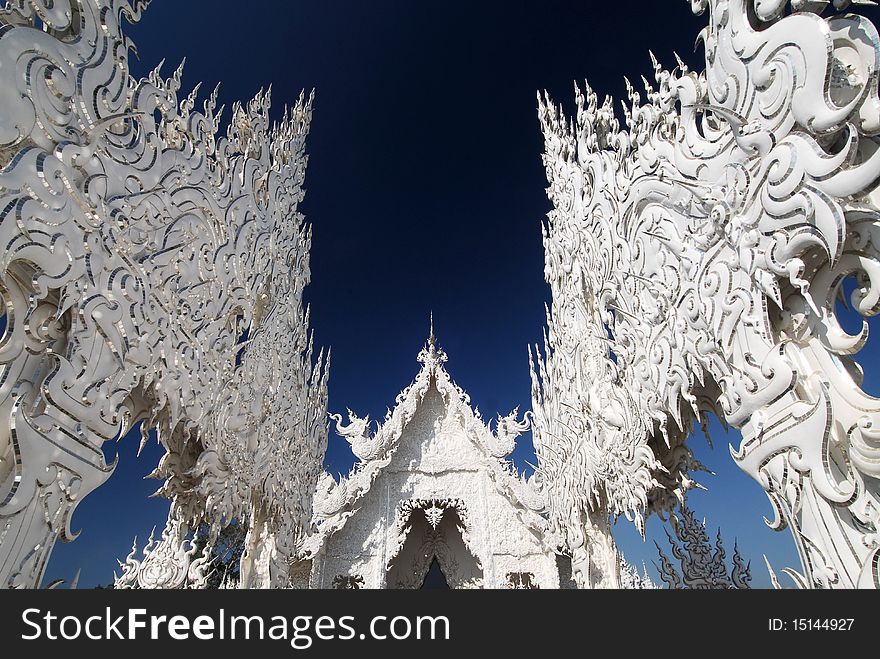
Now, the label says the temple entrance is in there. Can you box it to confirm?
[386,504,483,589]
[421,557,449,588]
[307,339,563,588]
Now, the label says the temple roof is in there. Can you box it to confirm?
[302,325,552,557]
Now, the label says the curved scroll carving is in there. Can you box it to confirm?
[114,511,212,590]
[386,498,482,574]
[655,504,752,590]
[329,410,383,462]
[0,1,328,588]
[389,519,482,589]
[470,407,530,459]
[533,0,880,588]
[619,557,658,590]
[307,333,546,559]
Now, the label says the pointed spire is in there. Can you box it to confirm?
[418,312,447,368]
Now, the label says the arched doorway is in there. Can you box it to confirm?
[421,557,449,588]
[386,504,482,589]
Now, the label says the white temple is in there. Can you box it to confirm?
[299,327,576,589]
[4,0,880,590]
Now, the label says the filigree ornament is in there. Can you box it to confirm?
[114,512,212,589]
[619,558,658,590]
[305,334,545,561]
[424,505,444,530]
[505,571,539,589]
[0,0,328,588]
[390,527,481,590]
[655,504,752,589]
[386,498,476,570]
[532,0,880,588]
[332,574,364,589]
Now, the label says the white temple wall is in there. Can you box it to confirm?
[312,387,559,588]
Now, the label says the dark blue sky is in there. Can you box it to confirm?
[44,1,880,588]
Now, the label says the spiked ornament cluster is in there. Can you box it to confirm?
[532,0,880,588]
[0,0,327,589]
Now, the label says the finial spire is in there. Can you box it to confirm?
[418,312,447,367]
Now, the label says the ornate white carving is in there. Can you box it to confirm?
[505,572,540,589]
[403,536,478,589]
[655,504,752,589]
[533,0,880,588]
[619,558,658,590]
[114,511,211,589]
[329,410,383,462]
[386,498,479,570]
[0,0,327,588]
[424,504,445,530]
[308,331,567,588]
[387,504,483,590]
[306,332,544,559]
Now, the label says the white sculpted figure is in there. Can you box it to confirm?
[0,0,328,588]
[113,510,212,589]
[533,0,880,588]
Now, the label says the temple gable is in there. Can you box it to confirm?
[303,328,562,589]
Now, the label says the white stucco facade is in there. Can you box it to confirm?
[302,331,571,589]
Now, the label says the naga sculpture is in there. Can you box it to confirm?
[532,0,880,588]
[0,0,328,589]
